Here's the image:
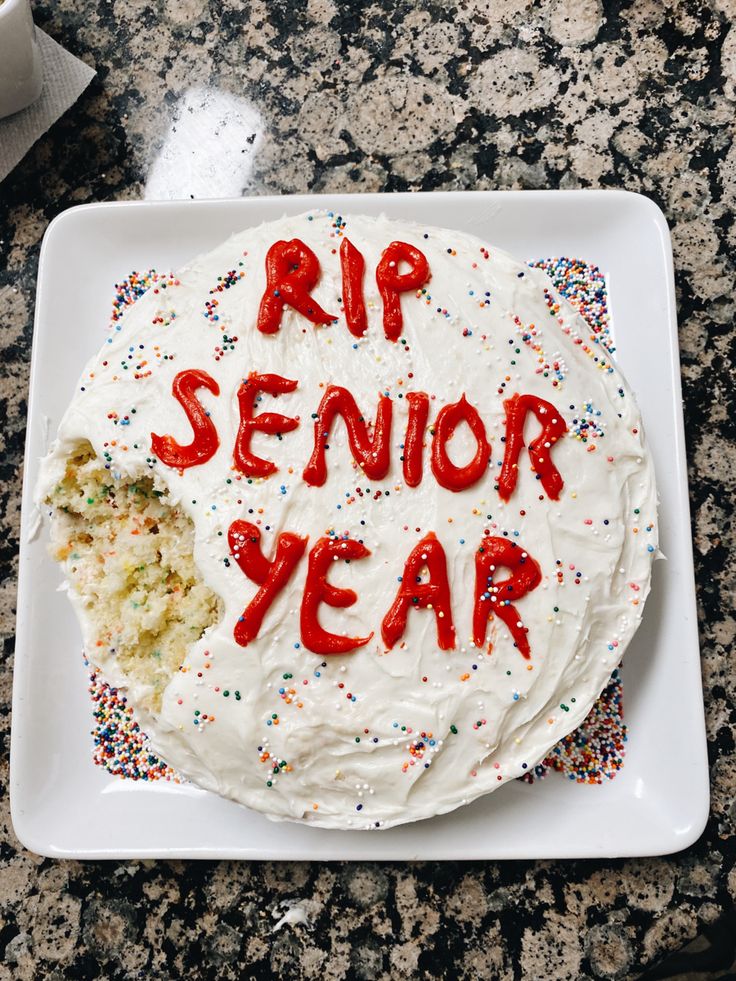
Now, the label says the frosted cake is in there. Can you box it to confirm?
[37,211,658,829]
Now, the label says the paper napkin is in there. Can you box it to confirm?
[0,28,95,183]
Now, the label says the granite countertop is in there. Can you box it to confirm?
[1,1,735,978]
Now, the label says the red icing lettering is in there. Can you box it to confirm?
[300,537,373,654]
[473,536,541,659]
[257,238,336,334]
[382,532,455,650]
[403,391,430,487]
[498,393,567,501]
[431,394,491,491]
[151,368,220,470]
[339,238,368,338]
[375,241,430,341]
[234,372,299,478]
[229,520,307,646]
[303,385,393,486]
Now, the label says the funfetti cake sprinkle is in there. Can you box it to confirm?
[37,211,657,830]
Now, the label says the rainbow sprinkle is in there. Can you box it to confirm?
[88,664,179,782]
[203,265,245,323]
[531,257,612,351]
[111,270,179,325]
[512,314,567,387]
[571,400,606,442]
[523,669,626,784]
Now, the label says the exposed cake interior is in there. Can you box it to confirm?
[46,441,223,712]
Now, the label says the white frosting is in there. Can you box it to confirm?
[37,211,658,830]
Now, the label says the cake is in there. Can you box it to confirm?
[36,210,658,830]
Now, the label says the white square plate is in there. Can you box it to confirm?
[11,191,708,859]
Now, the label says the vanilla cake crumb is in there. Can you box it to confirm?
[46,441,222,712]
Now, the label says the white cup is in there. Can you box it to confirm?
[0,0,43,119]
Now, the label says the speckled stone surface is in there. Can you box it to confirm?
[1,1,735,979]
